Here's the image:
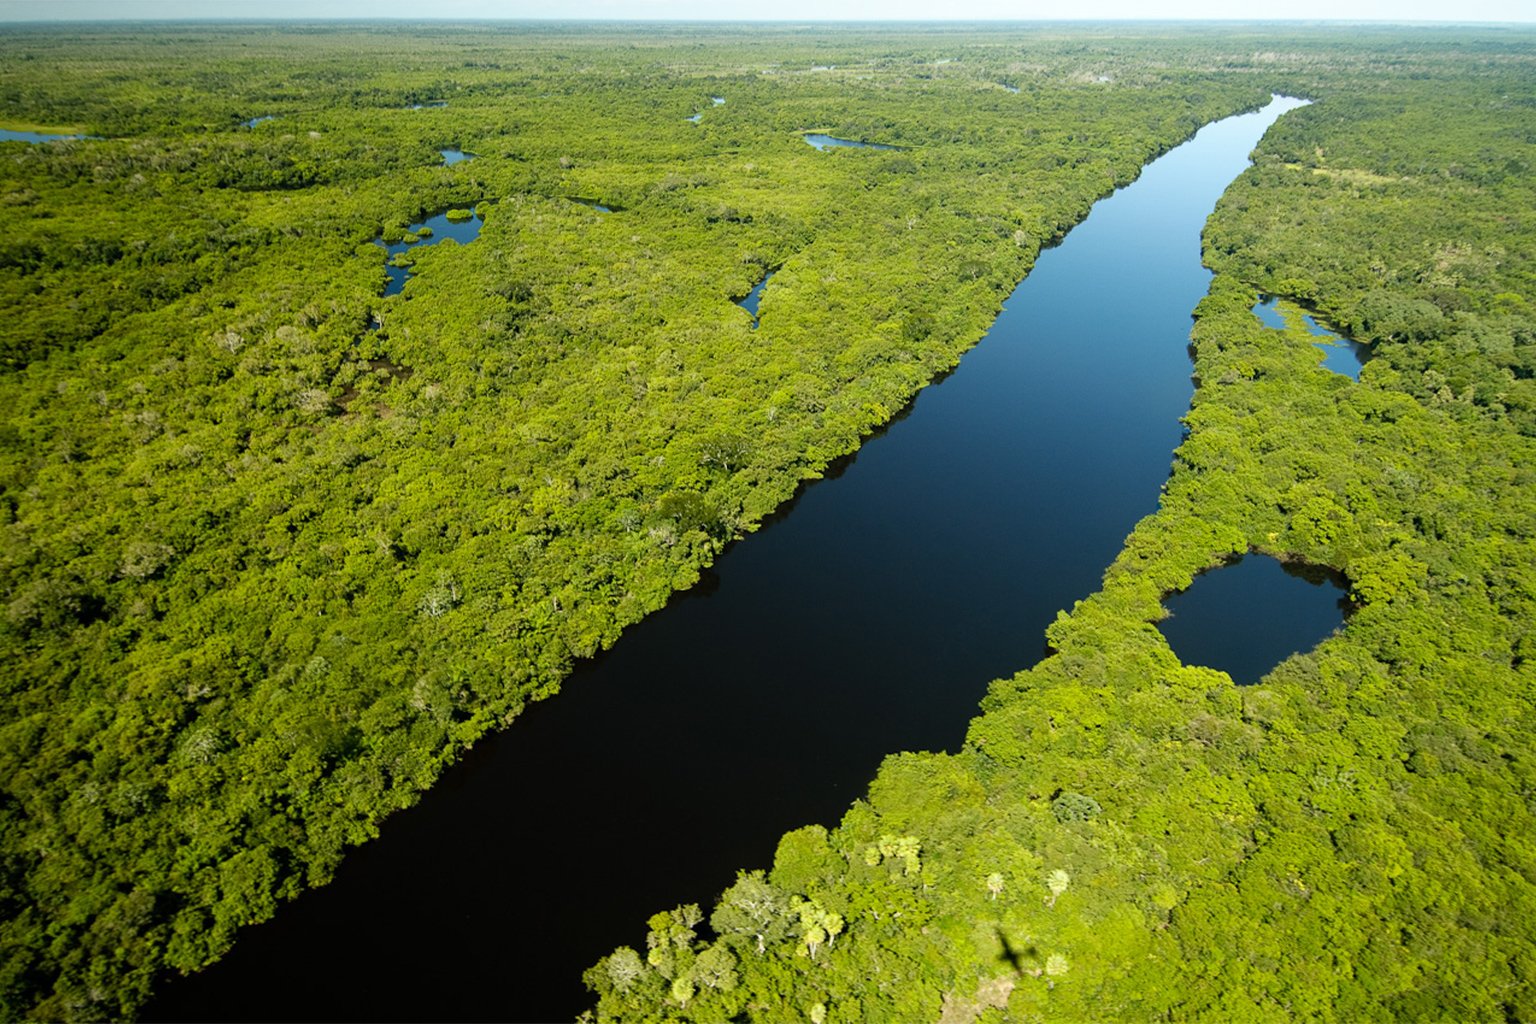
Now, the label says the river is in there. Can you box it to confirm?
[147,95,1316,1023]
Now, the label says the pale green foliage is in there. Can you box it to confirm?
[603,947,644,992]
[693,943,738,993]
[711,870,793,955]
[792,897,844,960]
[1045,869,1071,907]
[669,974,695,1007]
[866,833,922,876]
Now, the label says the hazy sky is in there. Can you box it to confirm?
[1,0,1533,21]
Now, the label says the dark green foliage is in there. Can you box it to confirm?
[1050,791,1101,823]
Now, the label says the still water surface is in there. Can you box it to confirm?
[150,96,1321,1023]
[0,127,81,142]
[803,132,900,150]
[735,270,774,327]
[1159,554,1349,685]
[376,210,484,297]
[1253,295,1368,379]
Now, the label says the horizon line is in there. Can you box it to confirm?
[1,15,1533,24]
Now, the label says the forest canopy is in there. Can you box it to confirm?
[0,20,1532,1023]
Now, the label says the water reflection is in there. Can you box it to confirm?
[734,271,774,328]
[1,127,83,142]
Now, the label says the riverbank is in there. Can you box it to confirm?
[586,48,1536,1024]
[0,26,1273,1020]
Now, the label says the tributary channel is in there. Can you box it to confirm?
[149,95,1315,1023]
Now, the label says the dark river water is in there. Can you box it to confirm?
[147,96,1325,1023]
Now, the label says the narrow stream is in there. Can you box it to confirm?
[0,128,83,142]
[735,270,774,327]
[147,96,1308,1024]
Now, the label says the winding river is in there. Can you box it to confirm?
[148,95,1318,1023]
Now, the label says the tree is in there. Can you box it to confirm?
[645,905,701,978]
[692,942,738,992]
[1045,869,1070,908]
[793,897,844,960]
[711,871,792,955]
[865,834,922,876]
[1051,791,1101,823]
[1354,289,1445,343]
[699,432,752,475]
[603,947,644,993]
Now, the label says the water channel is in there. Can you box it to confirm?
[735,270,774,327]
[1253,295,1369,379]
[148,95,1318,1023]
[803,132,901,150]
[0,127,83,142]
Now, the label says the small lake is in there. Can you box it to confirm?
[712,96,726,105]
[1157,554,1350,685]
[0,128,81,142]
[1253,295,1368,379]
[242,115,276,128]
[569,197,613,213]
[803,133,900,151]
[686,113,702,123]
[439,148,473,165]
[408,101,449,110]
[376,209,484,297]
[734,270,774,327]
[148,96,1309,1024]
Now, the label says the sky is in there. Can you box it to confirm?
[1,0,1533,21]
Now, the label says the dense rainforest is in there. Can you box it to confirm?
[0,20,1531,1022]
[584,30,1536,1024]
